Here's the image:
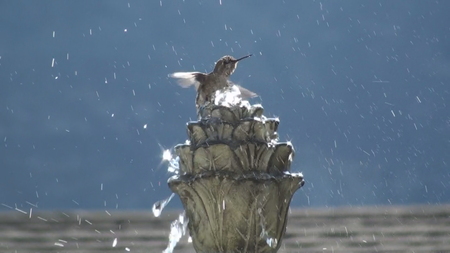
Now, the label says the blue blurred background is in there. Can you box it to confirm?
[1,1,449,210]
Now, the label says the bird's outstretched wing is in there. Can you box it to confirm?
[169,72,203,90]
[236,85,258,99]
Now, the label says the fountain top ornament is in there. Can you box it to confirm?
[160,54,304,253]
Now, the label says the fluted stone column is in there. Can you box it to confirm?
[168,102,304,253]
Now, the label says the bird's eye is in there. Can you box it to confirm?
[224,59,230,64]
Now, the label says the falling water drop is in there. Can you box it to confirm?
[152,193,175,217]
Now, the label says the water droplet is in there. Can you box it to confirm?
[152,193,175,217]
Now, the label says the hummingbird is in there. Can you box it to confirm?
[169,54,257,111]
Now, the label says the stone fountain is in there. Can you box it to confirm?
[167,89,304,253]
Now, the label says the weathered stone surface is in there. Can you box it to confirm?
[186,116,279,148]
[199,104,264,121]
[169,102,302,252]
[175,142,294,174]
[169,173,303,253]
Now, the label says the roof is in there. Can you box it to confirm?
[1,205,449,252]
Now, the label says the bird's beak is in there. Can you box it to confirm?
[233,54,253,62]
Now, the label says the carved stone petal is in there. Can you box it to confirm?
[211,106,238,123]
[168,173,304,253]
[235,118,280,144]
[200,104,266,122]
[203,122,234,144]
[233,120,253,142]
[175,144,193,174]
[198,103,213,119]
[249,104,264,118]
[233,143,274,172]
[230,105,243,119]
[187,122,207,147]
[193,144,242,173]
[208,105,259,124]
[188,120,236,147]
[252,120,269,142]
[268,143,294,173]
[231,104,251,119]
[264,119,279,140]
[217,123,234,142]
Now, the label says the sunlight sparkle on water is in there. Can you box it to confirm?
[160,148,180,174]
[214,85,244,107]
[266,237,278,248]
[163,211,188,253]
[167,156,180,174]
[162,149,172,161]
